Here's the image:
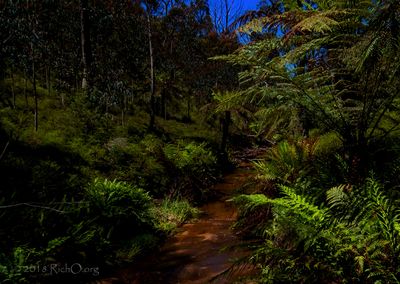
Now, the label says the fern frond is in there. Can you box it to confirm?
[327,184,350,209]
[278,185,330,225]
[230,194,270,216]
[292,12,340,34]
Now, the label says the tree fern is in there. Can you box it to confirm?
[215,0,400,181]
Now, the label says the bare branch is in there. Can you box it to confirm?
[0,141,10,161]
[0,202,66,213]
[0,201,90,213]
[212,0,244,34]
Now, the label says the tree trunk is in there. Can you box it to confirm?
[147,12,156,130]
[164,94,167,120]
[221,110,231,151]
[32,44,38,132]
[121,92,127,126]
[24,70,28,108]
[161,88,167,120]
[11,69,15,109]
[187,94,191,121]
[80,0,92,90]
[46,66,51,96]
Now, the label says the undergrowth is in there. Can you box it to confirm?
[0,91,222,283]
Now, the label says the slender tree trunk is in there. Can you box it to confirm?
[0,61,4,107]
[32,44,38,132]
[124,92,127,112]
[164,94,167,120]
[80,0,92,90]
[147,12,156,130]
[221,111,231,151]
[11,69,15,109]
[46,66,51,96]
[75,74,79,91]
[187,94,191,121]
[24,70,28,108]
[121,93,127,126]
[161,88,166,120]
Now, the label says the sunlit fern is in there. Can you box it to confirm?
[232,177,400,282]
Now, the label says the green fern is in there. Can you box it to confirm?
[254,140,316,184]
[215,0,400,174]
[235,177,400,283]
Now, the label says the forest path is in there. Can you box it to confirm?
[100,150,263,284]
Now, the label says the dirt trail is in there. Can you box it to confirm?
[100,161,256,284]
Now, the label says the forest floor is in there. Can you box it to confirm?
[98,148,266,284]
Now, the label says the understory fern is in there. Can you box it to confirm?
[253,140,316,184]
[233,178,400,283]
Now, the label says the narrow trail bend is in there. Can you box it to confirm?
[101,156,260,284]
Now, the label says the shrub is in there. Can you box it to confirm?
[163,141,217,175]
[151,199,200,233]
[313,132,343,157]
[101,135,168,195]
[163,141,218,199]
[253,139,316,185]
[41,179,159,270]
[81,179,154,240]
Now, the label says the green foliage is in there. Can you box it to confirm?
[84,179,153,228]
[164,141,216,172]
[217,0,400,181]
[1,177,192,283]
[163,140,219,199]
[231,194,270,216]
[0,246,37,283]
[0,92,222,280]
[67,179,156,261]
[103,135,168,193]
[99,136,220,198]
[254,139,316,184]
[151,199,200,233]
[0,0,238,282]
[313,132,343,157]
[249,106,301,141]
[229,194,272,235]
[156,116,218,142]
[235,178,400,283]
[115,233,159,263]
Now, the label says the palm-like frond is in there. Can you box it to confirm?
[215,0,400,173]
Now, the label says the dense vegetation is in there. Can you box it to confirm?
[1,0,400,283]
[0,1,241,283]
[223,0,400,283]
